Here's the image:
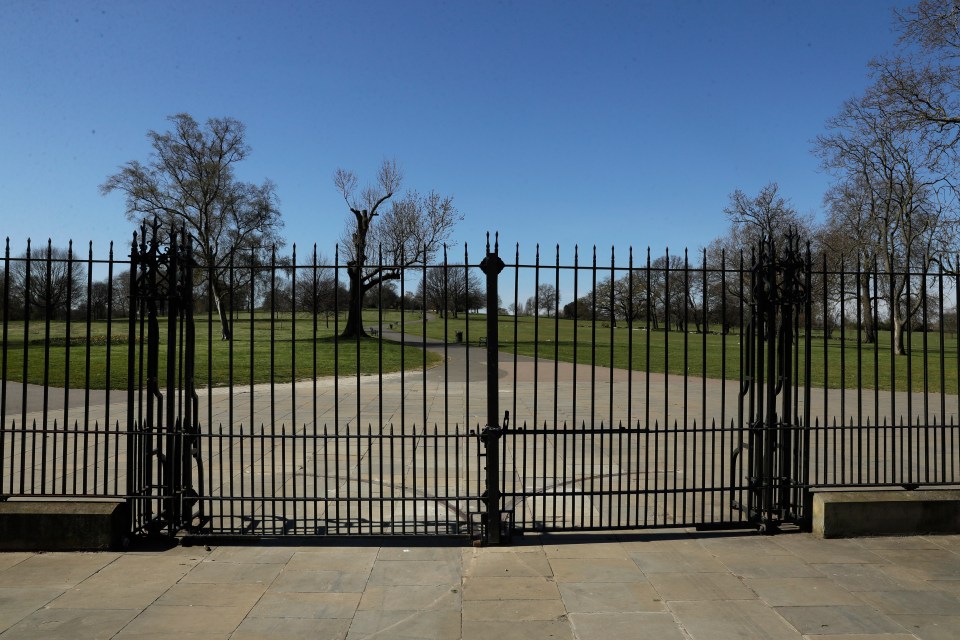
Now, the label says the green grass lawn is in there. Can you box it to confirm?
[405,313,960,393]
[3,309,957,393]
[0,311,440,390]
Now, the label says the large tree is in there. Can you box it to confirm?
[334,159,462,338]
[101,113,283,340]
[816,88,957,354]
[869,0,960,274]
[722,182,812,250]
[871,1,960,140]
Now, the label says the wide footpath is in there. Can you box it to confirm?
[1,530,959,639]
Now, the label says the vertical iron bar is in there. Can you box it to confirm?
[553,245,561,529]
[0,239,9,496]
[61,241,74,494]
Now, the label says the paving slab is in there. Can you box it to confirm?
[870,549,960,580]
[806,635,919,640]
[379,546,462,562]
[358,584,461,611]
[345,609,462,640]
[205,546,299,564]
[462,598,566,621]
[542,540,625,558]
[247,592,360,619]
[774,605,909,636]
[629,549,728,573]
[462,550,552,577]
[2,607,139,640]
[889,614,960,640]
[568,611,685,640]
[745,577,864,607]
[154,582,267,608]
[0,586,66,632]
[720,553,824,579]
[773,536,887,564]
[462,575,561,600]
[854,536,945,550]
[646,571,756,601]
[268,569,370,593]
[47,580,171,610]
[231,617,351,640]
[1,531,959,639]
[461,619,574,640]
[812,562,910,592]
[855,589,960,615]
[180,560,282,585]
[285,550,377,573]
[549,556,646,582]
[670,599,803,640]
[115,604,250,638]
[0,552,117,589]
[557,581,664,612]
[0,554,31,572]
[367,559,460,586]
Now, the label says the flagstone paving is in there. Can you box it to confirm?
[0,531,958,639]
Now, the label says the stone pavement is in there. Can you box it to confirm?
[1,530,959,639]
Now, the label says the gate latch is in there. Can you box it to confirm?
[480,411,509,446]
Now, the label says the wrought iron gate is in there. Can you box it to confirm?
[127,224,202,536]
[123,233,816,542]
[3,227,957,543]
[733,234,812,533]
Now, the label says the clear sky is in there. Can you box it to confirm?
[1,0,911,265]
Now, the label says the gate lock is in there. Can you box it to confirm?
[479,411,508,447]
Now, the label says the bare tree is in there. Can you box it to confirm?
[101,113,283,340]
[110,269,131,317]
[816,88,958,353]
[868,0,960,276]
[871,1,960,137]
[335,159,462,338]
[536,284,560,317]
[723,182,812,250]
[416,265,484,318]
[8,243,86,320]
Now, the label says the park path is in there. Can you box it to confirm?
[3,327,959,430]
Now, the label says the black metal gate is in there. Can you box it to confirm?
[127,224,202,536]
[121,232,815,543]
[3,228,957,543]
[733,234,812,533]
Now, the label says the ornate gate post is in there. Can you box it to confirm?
[126,222,201,537]
[737,233,811,533]
[479,234,506,544]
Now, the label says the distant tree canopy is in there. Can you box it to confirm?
[101,113,283,340]
[6,242,86,321]
[416,265,484,317]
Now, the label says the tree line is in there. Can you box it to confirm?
[5,1,959,356]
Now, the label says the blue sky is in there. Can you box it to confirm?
[1,0,910,265]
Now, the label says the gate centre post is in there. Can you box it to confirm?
[480,235,506,544]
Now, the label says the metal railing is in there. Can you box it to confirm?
[1,230,957,540]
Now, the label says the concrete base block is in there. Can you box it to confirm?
[0,500,129,550]
[812,490,960,538]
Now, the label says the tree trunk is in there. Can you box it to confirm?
[341,266,368,339]
[210,281,232,341]
[859,273,875,344]
[892,312,907,356]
